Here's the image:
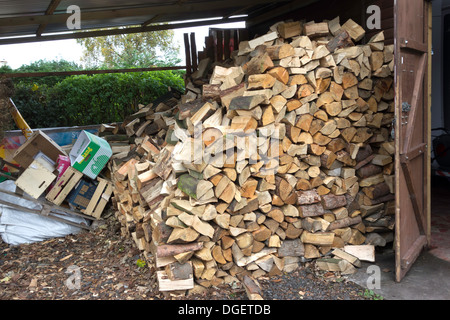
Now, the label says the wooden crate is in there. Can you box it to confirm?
[15,159,57,199]
[82,177,113,219]
[46,166,83,206]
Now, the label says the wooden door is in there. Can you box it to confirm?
[394,0,431,282]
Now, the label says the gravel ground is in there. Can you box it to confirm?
[0,211,372,301]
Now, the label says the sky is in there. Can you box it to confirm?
[0,21,245,69]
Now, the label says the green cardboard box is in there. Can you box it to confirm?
[69,131,112,179]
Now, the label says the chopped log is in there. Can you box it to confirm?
[316,258,355,274]
[304,22,330,38]
[177,174,199,199]
[372,154,393,166]
[297,189,321,205]
[328,16,341,36]
[357,164,383,178]
[267,67,290,85]
[167,228,200,244]
[342,73,358,90]
[252,225,272,242]
[332,248,361,267]
[229,95,266,111]
[327,216,362,231]
[156,243,204,258]
[248,74,277,90]
[302,217,323,233]
[245,53,274,76]
[326,29,354,53]
[312,46,330,60]
[157,270,194,291]
[266,44,295,60]
[360,174,385,187]
[278,239,305,257]
[278,21,303,39]
[242,275,264,300]
[321,194,347,210]
[362,182,391,200]
[298,203,325,218]
[301,231,335,246]
[341,19,365,42]
[344,245,375,262]
[165,261,193,281]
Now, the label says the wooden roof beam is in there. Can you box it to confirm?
[36,0,62,36]
[0,16,247,45]
[141,0,189,27]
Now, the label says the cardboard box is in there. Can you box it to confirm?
[13,130,67,169]
[15,158,57,199]
[69,131,112,179]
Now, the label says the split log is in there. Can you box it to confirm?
[156,243,204,258]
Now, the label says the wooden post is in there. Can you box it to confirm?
[224,29,231,61]
[183,33,192,77]
[217,30,223,62]
[190,32,198,74]
[233,29,239,51]
[205,35,215,61]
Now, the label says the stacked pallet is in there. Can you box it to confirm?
[109,17,396,291]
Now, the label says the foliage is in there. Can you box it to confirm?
[10,70,184,128]
[53,71,184,126]
[2,54,185,129]
[12,82,65,128]
[76,27,181,69]
[1,59,83,87]
[136,259,146,268]
[0,65,13,74]
[359,289,384,300]
[0,78,15,139]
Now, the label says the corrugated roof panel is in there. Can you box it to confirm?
[0,0,292,43]
[0,0,49,16]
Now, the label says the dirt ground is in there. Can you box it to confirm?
[0,209,374,301]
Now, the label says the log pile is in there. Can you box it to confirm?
[108,17,396,292]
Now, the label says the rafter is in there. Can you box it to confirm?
[36,0,62,36]
[0,16,247,45]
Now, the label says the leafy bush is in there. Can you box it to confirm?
[8,71,184,128]
[3,58,185,128]
[4,59,83,87]
[12,82,65,128]
[52,71,185,126]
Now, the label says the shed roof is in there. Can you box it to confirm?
[0,0,299,45]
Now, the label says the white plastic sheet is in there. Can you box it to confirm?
[0,180,89,245]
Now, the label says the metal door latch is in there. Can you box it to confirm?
[402,102,411,126]
[402,102,411,113]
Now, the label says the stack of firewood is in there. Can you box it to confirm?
[108,17,396,291]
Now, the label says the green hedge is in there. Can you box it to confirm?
[11,71,185,128]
